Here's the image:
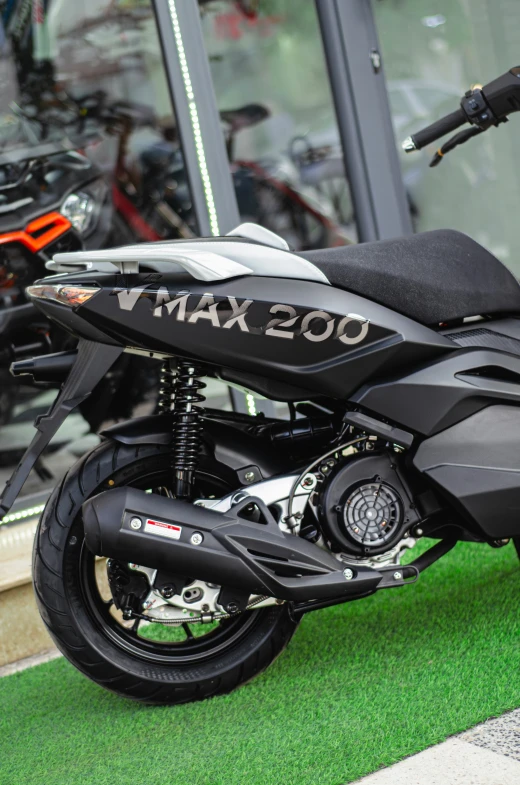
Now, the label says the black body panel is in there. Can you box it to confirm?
[33,271,454,401]
[444,326,520,354]
[441,317,520,348]
[353,347,520,436]
[218,366,316,402]
[34,298,123,346]
[444,317,520,339]
[300,230,520,326]
[414,405,520,538]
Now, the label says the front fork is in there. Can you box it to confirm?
[0,339,123,517]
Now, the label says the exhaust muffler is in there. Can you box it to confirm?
[83,487,383,603]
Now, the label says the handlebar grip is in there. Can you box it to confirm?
[410,108,467,150]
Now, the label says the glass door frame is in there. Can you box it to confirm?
[153,0,411,242]
[153,0,241,236]
[316,0,413,241]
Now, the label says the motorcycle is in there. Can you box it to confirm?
[221,103,351,249]
[2,67,520,705]
[0,22,158,443]
[0,101,161,435]
[141,103,351,250]
[0,142,113,423]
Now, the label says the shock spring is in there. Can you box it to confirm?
[157,360,176,413]
[171,360,206,499]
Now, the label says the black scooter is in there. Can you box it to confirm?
[2,67,520,705]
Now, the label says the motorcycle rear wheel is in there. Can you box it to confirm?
[33,440,299,704]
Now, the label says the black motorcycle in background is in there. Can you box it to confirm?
[0,142,155,425]
[138,102,352,250]
[0,139,114,420]
[0,118,160,469]
[0,11,161,474]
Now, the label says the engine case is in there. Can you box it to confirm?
[319,452,420,557]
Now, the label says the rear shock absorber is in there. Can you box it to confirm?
[157,360,175,413]
[172,360,206,499]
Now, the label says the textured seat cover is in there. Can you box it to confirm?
[300,229,520,325]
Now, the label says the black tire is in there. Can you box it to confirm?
[33,439,299,704]
[514,539,520,560]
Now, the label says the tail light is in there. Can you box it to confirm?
[26,284,99,307]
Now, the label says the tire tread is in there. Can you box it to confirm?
[33,440,298,704]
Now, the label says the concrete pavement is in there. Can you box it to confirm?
[356,709,520,784]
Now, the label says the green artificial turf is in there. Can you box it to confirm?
[1,541,519,785]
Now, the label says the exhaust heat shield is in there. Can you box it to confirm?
[83,487,382,602]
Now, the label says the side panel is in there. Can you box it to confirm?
[353,347,520,435]
[414,405,520,538]
[56,272,454,401]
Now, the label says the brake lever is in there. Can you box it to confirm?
[404,66,520,155]
[429,125,485,167]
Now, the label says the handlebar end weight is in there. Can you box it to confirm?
[401,136,417,153]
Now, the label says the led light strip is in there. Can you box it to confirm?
[245,393,257,417]
[1,504,45,525]
[167,0,220,237]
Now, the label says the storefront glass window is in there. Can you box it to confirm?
[199,0,356,250]
[375,0,520,272]
[0,0,196,510]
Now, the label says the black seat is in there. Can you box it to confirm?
[300,229,520,325]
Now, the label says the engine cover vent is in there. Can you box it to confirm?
[319,452,420,557]
[343,482,402,548]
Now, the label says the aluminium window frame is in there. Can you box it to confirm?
[152,0,241,236]
[315,0,413,241]
[153,0,411,243]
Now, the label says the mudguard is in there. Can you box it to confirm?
[101,413,287,483]
[0,339,123,517]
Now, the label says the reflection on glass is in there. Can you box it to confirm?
[0,0,193,511]
[199,0,355,250]
[375,0,520,271]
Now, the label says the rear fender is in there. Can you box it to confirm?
[101,414,286,483]
[0,339,123,517]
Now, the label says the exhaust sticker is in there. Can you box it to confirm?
[144,518,182,540]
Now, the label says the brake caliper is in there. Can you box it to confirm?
[106,559,149,619]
